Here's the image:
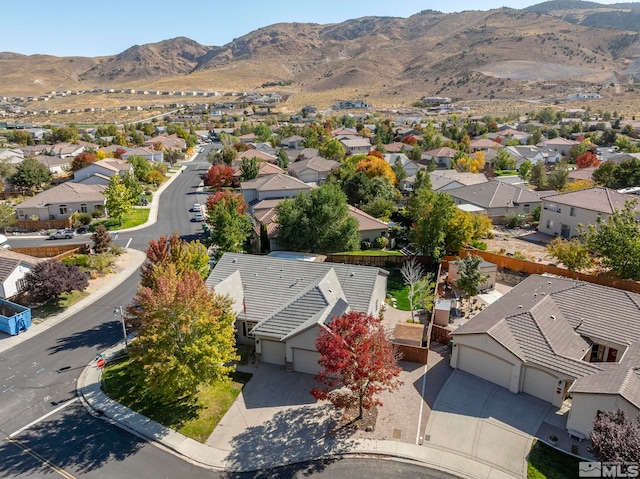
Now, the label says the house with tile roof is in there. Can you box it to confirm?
[48,142,86,159]
[538,187,640,238]
[429,170,489,193]
[73,158,133,185]
[34,155,72,175]
[382,142,413,154]
[288,156,341,184]
[240,173,311,207]
[0,249,44,298]
[503,145,562,168]
[235,149,278,164]
[421,146,458,169]
[206,253,388,373]
[445,180,544,219]
[143,133,186,151]
[339,137,372,156]
[451,274,640,437]
[121,146,163,162]
[16,182,105,221]
[542,137,581,157]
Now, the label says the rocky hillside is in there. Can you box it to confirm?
[525,1,640,31]
[1,3,639,103]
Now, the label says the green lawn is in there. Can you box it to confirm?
[102,358,252,443]
[334,250,404,256]
[527,440,581,479]
[31,290,89,322]
[91,209,150,231]
[386,269,411,310]
[494,170,519,176]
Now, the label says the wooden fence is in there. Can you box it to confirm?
[325,254,436,269]
[430,324,452,345]
[445,249,640,295]
[12,243,88,259]
[12,218,72,232]
[393,343,429,364]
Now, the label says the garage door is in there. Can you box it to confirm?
[457,345,513,389]
[522,366,556,403]
[293,348,322,375]
[260,340,285,365]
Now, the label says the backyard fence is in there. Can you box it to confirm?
[12,244,89,259]
[325,254,435,269]
[393,343,429,364]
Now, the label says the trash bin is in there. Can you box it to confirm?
[449,339,454,354]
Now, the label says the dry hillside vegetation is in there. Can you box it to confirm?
[2,5,640,117]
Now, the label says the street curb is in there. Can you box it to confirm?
[0,249,147,355]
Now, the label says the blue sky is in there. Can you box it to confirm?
[3,0,626,57]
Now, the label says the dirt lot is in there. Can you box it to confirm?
[483,225,554,264]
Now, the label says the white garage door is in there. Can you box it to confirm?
[293,348,322,375]
[522,366,556,403]
[260,340,285,365]
[457,345,513,389]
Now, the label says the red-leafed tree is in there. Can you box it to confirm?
[234,143,250,152]
[402,135,418,146]
[576,151,601,169]
[71,152,97,171]
[206,191,247,214]
[368,150,384,160]
[311,311,402,419]
[113,147,127,159]
[206,164,234,188]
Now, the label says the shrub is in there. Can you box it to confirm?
[76,213,92,225]
[92,224,112,253]
[470,239,488,251]
[91,210,103,218]
[361,240,371,250]
[374,236,389,249]
[62,254,90,269]
[504,213,526,228]
[25,260,89,303]
[88,253,116,275]
[109,244,124,256]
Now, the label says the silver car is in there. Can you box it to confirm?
[49,229,76,240]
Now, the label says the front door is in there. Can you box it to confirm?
[560,224,570,239]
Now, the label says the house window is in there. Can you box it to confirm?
[59,204,68,215]
[15,278,28,293]
[545,202,561,213]
[80,203,88,213]
[570,207,576,217]
[18,209,24,217]
[523,204,530,213]
[546,220,554,229]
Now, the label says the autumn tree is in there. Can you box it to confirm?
[354,155,396,185]
[582,200,640,280]
[311,312,402,420]
[206,164,234,188]
[576,151,601,169]
[407,188,457,262]
[92,224,112,254]
[25,260,89,303]
[589,408,640,462]
[528,160,548,189]
[275,183,360,253]
[71,152,98,171]
[546,237,593,271]
[206,191,247,213]
[454,153,483,173]
[126,265,237,401]
[104,176,134,225]
[139,232,210,289]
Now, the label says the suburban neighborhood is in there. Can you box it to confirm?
[1,2,640,479]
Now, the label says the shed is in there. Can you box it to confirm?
[433,298,452,326]
[0,299,31,335]
[448,260,497,293]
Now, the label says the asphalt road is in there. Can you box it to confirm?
[0,150,459,478]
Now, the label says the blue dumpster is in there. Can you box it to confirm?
[0,299,31,335]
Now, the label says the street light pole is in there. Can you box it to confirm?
[114,305,128,353]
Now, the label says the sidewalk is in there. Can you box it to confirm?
[77,346,518,478]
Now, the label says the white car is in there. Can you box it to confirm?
[190,203,201,212]
[193,212,204,222]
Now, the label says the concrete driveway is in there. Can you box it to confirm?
[424,370,551,478]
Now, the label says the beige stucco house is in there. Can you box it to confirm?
[73,158,133,184]
[451,274,640,437]
[538,187,640,238]
[206,253,388,374]
[240,173,311,206]
[287,156,341,184]
[16,182,105,221]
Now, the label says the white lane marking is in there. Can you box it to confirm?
[9,397,79,438]
[125,237,132,249]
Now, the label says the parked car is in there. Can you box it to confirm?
[193,212,204,222]
[49,229,76,240]
[191,203,201,212]
[76,225,90,234]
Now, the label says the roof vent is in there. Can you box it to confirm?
[350,272,355,277]
[518,305,523,308]
[232,258,237,263]
[550,315,556,320]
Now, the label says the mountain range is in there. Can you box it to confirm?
[1,1,639,112]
